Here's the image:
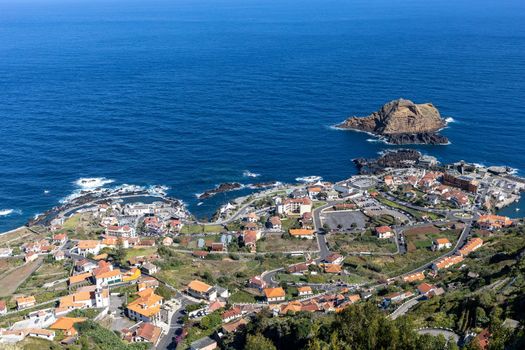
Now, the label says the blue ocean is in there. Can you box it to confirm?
[1,0,524,232]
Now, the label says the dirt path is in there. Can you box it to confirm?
[0,257,43,297]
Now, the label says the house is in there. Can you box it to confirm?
[383,291,413,304]
[16,296,36,310]
[326,189,339,200]
[267,216,282,231]
[25,252,39,263]
[473,328,491,350]
[417,283,438,297]
[54,251,65,261]
[59,286,109,310]
[247,276,266,290]
[52,233,68,245]
[384,175,394,187]
[402,272,425,283]
[375,226,394,239]
[134,322,163,346]
[215,286,230,299]
[120,267,139,283]
[27,329,55,341]
[297,286,313,297]
[289,229,315,239]
[75,259,97,273]
[323,253,344,265]
[211,243,226,252]
[277,197,313,216]
[287,263,309,275]
[432,255,464,271]
[139,239,156,247]
[307,186,323,199]
[68,272,93,287]
[94,269,122,287]
[242,231,258,253]
[207,300,226,313]
[245,212,259,223]
[169,218,183,232]
[193,250,209,259]
[432,238,452,251]
[77,240,101,257]
[324,264,342,274]
[106,225,136,238]
[187,280,216,301]
[49,317,86,336]
[221,307,242,323]
[222,318,248,334]
[264,287,286,303]
[458,238,483,256]
[126,289,163,324]
[137,276,160,292]
[0,301,7,315]
[477,215,512,230]
[141,262,160,275]
[190,336,217,350]
[162,237,173,246]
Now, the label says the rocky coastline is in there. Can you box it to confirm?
[198,182,243,200]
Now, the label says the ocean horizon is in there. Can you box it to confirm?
[1,0,525,232]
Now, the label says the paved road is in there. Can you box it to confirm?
[417,328,460,344]
[157,297,190,350]
[389,297,419,320]
[312,202,337,259]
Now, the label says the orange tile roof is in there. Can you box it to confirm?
[77,240,100,249]
[16,296,36,305]
[281,301,302,313]
[324,264,342,273]
[403,272,425,283]
[297,286,312,293]
[95,268,121,280]
[289,229,315,236]
[69,272,92,284]
[50,317,86,331]
[127,290,163,318]
[435,238,451,245]
[348,294,361,303]
[264,287,285,298]
[376,226,392,234]
[188,280,212,293]
[458,238,483,256]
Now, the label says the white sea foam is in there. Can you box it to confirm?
[74,177,115,189]
[0,209,21,216]
[197,202,203,206]
[243,170,260,178]
[445,117,455,123]
[296,176,322,183]
[44,190,50,194]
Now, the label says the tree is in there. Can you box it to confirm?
[245,334,277,350]
[199,312,221,330]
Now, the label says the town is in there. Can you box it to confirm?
[1,152,524,350]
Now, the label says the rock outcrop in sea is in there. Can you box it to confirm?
[337,98,449,145]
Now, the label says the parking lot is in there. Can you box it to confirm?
[322,210,367,231]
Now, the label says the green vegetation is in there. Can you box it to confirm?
[180,224,225,234]
[75,320,150,350]
[221,303,461,350]
[376,196,441,221]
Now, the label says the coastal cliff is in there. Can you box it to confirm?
[337,99,449,145]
